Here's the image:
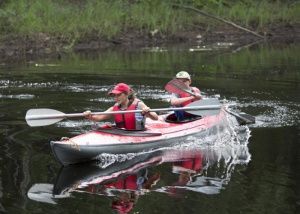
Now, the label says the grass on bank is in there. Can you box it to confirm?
[0,0,299,42]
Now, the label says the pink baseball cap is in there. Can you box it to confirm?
[108,83,130,95]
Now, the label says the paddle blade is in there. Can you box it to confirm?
[225,109,255,125]
[26,108,65,127]
[165,79,194,95]
[27,184,57,204]
[237,112,255,125]
[185,98,221,116]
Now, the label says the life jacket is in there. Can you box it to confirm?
[113,98,145,130]
[105,175,138,190]
[174,87,200,120]
[179,87,201,107]
[86,175,140,193]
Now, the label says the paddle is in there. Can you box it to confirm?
[225,110,256,125]
[164,79,255,125]
[165,78,193,95]
[25,99,221,127]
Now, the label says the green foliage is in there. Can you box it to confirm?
[220,1,300,28]
[0,0,298,42]
[129,1,194,33]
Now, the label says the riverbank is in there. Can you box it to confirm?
[0,23,299,63]
[0,0,299,62]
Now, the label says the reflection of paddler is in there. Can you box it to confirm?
[87,169,160,192]
[85,169,160,214]
[172,153,203,186]
[173,156,203,174]
[106,174,140,190]
[111,192,137,214]
[110,170,160,214]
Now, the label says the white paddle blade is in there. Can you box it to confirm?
[27,184,56,204]
[26,117,63,127]
[186,98,221,116]
[25,108,65,127]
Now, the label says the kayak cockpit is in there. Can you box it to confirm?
[164,113,202,123]
[96,127,162,137]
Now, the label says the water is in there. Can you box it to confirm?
[0,42,299,213]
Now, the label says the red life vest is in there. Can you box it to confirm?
[113,99,145,130]
[179,87,200,107]
[86,175,138,193]
[173,156,203,173]
[105,175,138,190]
[180,158,202,172]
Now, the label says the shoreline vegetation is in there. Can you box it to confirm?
[0,0,299,61]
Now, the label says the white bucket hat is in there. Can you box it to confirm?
[176,71,191,80]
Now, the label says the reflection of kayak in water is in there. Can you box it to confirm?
[53,151,164,195]
[53,149,206,195]
[51,105,229,166]
[27,144,251,205]
[27,150,165,205]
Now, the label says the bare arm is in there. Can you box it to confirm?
[84,107,114,122]
[139,102,158,120]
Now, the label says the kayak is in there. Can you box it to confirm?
[50,109,228,166]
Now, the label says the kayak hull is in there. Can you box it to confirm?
[51,110,228,166]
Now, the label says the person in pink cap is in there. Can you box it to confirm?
[84,83,158,130]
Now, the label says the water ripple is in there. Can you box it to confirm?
[240,99,299,128]
[0,79,60,88]
[0,94,35,100]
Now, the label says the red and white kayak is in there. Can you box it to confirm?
[50,109,229,166]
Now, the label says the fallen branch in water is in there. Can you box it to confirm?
[172,4,265,39]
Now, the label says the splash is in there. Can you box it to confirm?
[95,153,137,168]
[155,116,251,195]
[93,113,251,170]
[239,99,299,127]
[220,96,299,128]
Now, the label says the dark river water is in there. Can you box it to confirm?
[0,42,299,213]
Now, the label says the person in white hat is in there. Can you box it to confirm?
[170,71,201,121]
